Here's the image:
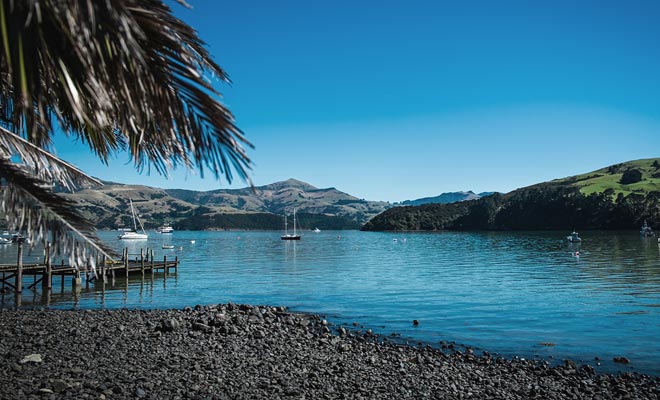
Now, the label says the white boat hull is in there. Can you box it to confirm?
[118,232,148,240]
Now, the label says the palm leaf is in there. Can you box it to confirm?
[0,0,252,182]
[0,0,253,266]
[0,157,116,270]
[0,126,101,191]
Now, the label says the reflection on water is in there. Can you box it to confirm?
[1,230,660,375]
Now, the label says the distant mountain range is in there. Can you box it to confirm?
[61,178,390,230]
[397,191,495,206]
[362,158,660,231]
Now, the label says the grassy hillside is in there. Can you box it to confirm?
[547,158,660,197]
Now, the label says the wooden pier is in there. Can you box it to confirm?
[0,242,179,295]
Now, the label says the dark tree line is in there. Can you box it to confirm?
[362,187,660,231]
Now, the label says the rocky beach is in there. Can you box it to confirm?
[0,304,658,399]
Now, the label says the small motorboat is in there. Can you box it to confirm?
[156,223,174,234]
[567,231,581,243]
[313,227,321,233]
[640,220,654,237]
[162,244,175,249]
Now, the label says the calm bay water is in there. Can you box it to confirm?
[2,230,660,375]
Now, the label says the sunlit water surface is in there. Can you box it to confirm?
[2,230,659,375]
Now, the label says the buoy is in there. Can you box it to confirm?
[190,240,195,244]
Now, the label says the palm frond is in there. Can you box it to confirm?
[0,0,252,266]
[0,0,252,183]
[0,157,116,270]
[0,126,101,191]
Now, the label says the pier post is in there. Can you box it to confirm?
[73,271,82,290]
[174,256,178,273]
[43,242,52,291]
[101,255,107,284]
[124,248,129,278]
[140,248,145,276]
[15,240,23,293]
[150,249,155,276]
[163,255,167,275]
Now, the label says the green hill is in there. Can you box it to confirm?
[362,158,660,231]
[545,158,660,197]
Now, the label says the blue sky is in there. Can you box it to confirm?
[55,0,660,202]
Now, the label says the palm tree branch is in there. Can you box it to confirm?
[0,156,116,264]
[0,125,101,191]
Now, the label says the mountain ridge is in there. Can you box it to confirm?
[61,178,390,230]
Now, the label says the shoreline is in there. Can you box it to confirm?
[1,304,658,399]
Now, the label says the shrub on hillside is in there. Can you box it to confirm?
[620,169,643,185]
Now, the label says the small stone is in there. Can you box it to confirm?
[613,356,630,364]
[159,318,181,332]
[192,322,211,332]
[19,354,42,364]
[51,379,68,393]
[134,387,146,398]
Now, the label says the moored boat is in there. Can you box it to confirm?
[118,199,148,240]
[157,223,174,234]
[567,231,581,243]
[281,208,301,240]
[640,220,654,237]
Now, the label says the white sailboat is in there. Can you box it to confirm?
[118,199,148,240]
[281,208,301,240]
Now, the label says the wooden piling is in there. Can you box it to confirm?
[140,248,145,276]
[163,255,167,274]
[43,242,52,291]
[73,271,82,289]
[15,241,23,293]
[124,248,129,278]
[101,255,107,284]
[150,249,155,276]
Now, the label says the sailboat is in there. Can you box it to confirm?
[281,208,301,240]
[118,199,149,240]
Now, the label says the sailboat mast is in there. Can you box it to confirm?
[130,199,137,231]
[284,214,288,235]
[293,208,296,236]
